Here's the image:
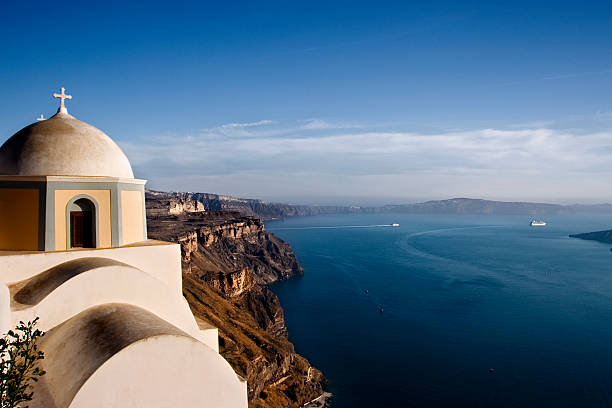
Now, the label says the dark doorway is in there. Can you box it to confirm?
[70,198,95,248]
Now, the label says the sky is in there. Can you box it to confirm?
[2,1,612,205]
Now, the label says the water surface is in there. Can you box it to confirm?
[267,214,612,407]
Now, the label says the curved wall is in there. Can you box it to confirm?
[10,261,201,339]
[69,335,247,408]
[0,283,9,335]
[0,243,182,295]
[30,304,246,408]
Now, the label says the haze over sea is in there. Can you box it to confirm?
[268,213,612,407]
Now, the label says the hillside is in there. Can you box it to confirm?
[147,190,612,219]
[569,229,612,245]
[380,198,612,215]
[146,190,357,220]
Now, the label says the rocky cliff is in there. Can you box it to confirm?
[147,190,612,219]
[146,189,357,220]
[147,211,326,407]
[569,229,612,246]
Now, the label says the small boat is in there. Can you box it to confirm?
[530,220,547,227]
[391,223,400,227]
[364,289,368,294]
[379,308,384,313]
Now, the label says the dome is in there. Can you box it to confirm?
[0,112,134,178]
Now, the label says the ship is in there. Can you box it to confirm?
[392,223,400,227]
[530,220,547,226]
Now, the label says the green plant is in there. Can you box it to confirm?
[0,318,46,408]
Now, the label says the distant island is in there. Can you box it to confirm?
[375,198,612,216]
[147,190,612,220]
[569,229,612,247]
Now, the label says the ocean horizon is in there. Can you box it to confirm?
[268,213,612,407]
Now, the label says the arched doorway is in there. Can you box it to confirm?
[69,198,95,248]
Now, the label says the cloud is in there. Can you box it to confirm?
[217,120,275,129]
[160,118,363,142]
[119,118,612,203]
[494,68,612,87]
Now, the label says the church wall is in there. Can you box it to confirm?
[0,188,39,250]
[30,305,247,408]
[121,190,145,244]
[11,264,203,339]
[0,283,9,336]
[66,335,248,408]
[0,242,183,295]
[54,189,112,250]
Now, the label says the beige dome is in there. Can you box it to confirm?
[0,112,134,178]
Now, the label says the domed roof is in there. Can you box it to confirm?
[0,111,134,178]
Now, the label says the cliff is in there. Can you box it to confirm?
[147,211,326,407]
[379,198,612,215]
[569,229,612,245]
[146,190,357,220]
[147,190,612,219]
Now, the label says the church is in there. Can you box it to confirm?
[0,89,248,407]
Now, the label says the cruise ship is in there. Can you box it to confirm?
[530,220,547,226]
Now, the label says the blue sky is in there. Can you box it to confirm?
[2,1,612,204]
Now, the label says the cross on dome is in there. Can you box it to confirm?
[53,87,72,114]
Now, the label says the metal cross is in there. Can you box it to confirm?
[53,87,72,112]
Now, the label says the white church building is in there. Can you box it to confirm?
[0,89,247,407]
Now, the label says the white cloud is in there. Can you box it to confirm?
[297,118,363,130]
[217,120,275,129]
[120,118,612,203]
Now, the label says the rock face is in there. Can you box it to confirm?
[569,229,612,245]
[147,190,612,219]
[146,190,356,220]
[146,192,205,216]
[147,211,326,407]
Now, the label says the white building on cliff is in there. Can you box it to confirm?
[0,89,247,407]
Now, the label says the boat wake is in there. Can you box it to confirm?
[401,225,505,263]
[272,224,397,230]
[408,225,505,238]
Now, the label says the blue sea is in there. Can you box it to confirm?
[267,213,612,408]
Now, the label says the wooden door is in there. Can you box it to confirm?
[70,211,84,247]
[70,211,94,248]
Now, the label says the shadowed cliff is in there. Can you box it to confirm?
[146,190,358,220]
[147,190,612,220]
[146,208,326,407]
[570,229,612,245]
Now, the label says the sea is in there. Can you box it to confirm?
[267,213,612,408]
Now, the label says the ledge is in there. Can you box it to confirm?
[0,175,146,185]
[0,239,174,257]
